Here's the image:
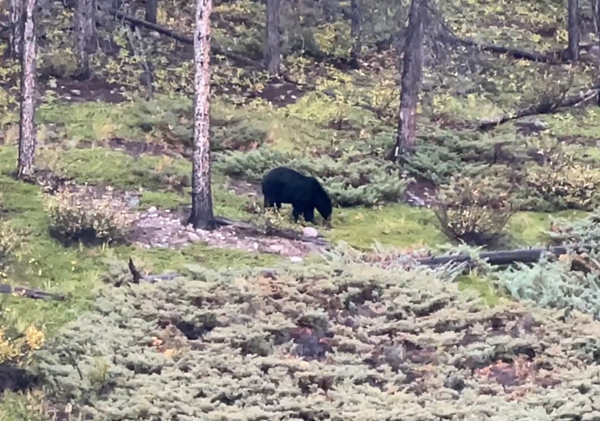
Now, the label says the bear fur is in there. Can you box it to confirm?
[261,166,333,224]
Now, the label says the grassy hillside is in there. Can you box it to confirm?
[1,0,600,418]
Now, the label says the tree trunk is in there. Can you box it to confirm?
[145,0,158,23]
[592,0,600,105]
[389,0,425,160]
[349,0,361,69]
[265,0,281,76]
[188,0,216,230]
[18,0,37,180]
[9,0,23,59]
[568,0,580,61]
[74,0,97,80]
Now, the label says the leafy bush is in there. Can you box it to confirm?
[44,190,134,245]
[216,148,411,207]
[434,176,514,247]
[128,97,267,152]
[0,325,45,366]
[521,159,600,211]
[0,221,24,261]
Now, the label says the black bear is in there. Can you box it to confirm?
[261,166,333,224]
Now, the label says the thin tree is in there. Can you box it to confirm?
[265,0,281,76]
[389,0,426,160]
[9,0,23,59]
[18,0,37,180]
[349,0,361,69]
[146,0,158,23]
[188,0,216,230]
[74,0,97,80]
[591,0,600,105]
[567,0,580,61]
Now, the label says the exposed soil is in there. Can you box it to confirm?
[43,76,127,104]
[253,79,307,107]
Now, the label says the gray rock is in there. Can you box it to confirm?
[147,206,157,214]
[268,244,285,254]
[290,256,303,263]
[187,232,202,243]
[302,227,319,238]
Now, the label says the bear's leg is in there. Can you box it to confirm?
[292,204,302,222]
[303,207,315,223]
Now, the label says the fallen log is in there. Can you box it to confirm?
[478,84,600,131]
[441,33,558,64]
[416,244,592,267]
[96,5,299,85]
[0,284,66,301]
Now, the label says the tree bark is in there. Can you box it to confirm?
[188,0,216,230]
[389,0,425,160]
[145,0,158,23]
[568,0,580,61]
[265,0,281,76]
[74,0,97,80]
[17,0,37,180]
[9,0,23,59]
[349,0,361,69]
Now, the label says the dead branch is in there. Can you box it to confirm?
[96,4,299,85]
[416,244,592,268]
[127,258,180,285]
[441,33,558,63]
[478,84,600,131]
[0,283,66,301]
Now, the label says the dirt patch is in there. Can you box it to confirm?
[130,206,323,259]
[39,178,323,259]
[226,178,261,198]
[405,177,437,208]
[254,79,306,107]
[45,76,126,104]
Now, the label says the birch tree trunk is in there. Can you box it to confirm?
[18,0,37,180]
[592,0,600,105]
[389,0,425,160]
[568,0,580,61]
[75,0,97,80]
[146,0,158,23]
[188,0,216,230]
[265,0,281,76]
[9,0,23,59]
[349,0,361,69]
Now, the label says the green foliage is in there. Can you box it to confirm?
[34,255,600,419]
[495,253,600,318]
[434,176,514,247]
[127,97,267,151]
[522,159,600,212]
[216,148,411,207]
[44,190,134,246]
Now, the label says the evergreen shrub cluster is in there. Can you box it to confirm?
[216,148,411,207]
[128,98,267,152]
[495,211,600,319]
[434,176,514,247]
[33,255,600,420]
[44,190,134,245]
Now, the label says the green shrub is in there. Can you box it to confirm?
[215,148,411,207]
[0,221,24,261]
[494,252,600,318]
[434,176,514,247]
[545,210,600,246]
[44,190,134,245]
[35,254,600,420]
[521,160,600,212]
[128,97,267,152]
